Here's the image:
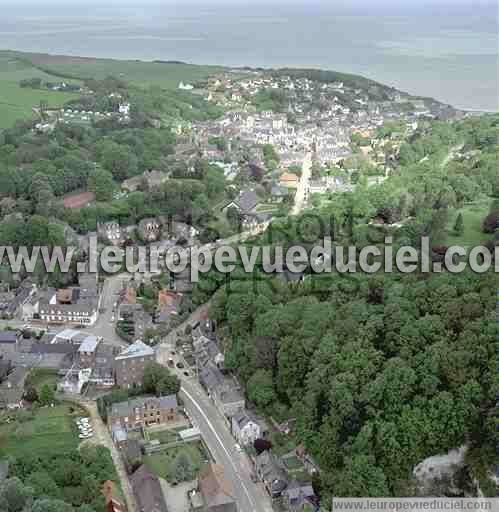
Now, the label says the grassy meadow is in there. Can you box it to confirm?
[0,404,80,458]
[7,50,222,90]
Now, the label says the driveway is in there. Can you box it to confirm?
[73,399,138,512]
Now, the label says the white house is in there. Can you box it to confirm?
[231,411,262,446]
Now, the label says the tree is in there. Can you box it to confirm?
[253,438,273,455]
[0,477,33,512]
[482,211,497,234]
[87,167,115,201]
[31,499,73,512]
[38,384,55,406]
[452,213,464,236]
[170,452,195,482]
[246,369,276,409]
[142,362,180,396]
[24,386,38,403]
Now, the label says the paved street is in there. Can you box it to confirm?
[157,325,273,512]
[85,272,131,346]
[291,151,312,216]
[180,381,274,512]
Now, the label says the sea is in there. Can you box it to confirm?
[1,0,497,112]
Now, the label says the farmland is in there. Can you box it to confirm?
[0,49,223,128]
[0,52,81,128]
[5,50,222,90]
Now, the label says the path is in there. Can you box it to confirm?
[69,397,138,512]
[291,151,312,215]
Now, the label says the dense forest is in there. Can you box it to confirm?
[193,114,498,499]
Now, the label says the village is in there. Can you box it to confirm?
[0,64,476,512]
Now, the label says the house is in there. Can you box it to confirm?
[193,335,224,370]
[270,185,289,203]
[77,335,100,368]
[241,213,272,234]
[98,221,125,246]
[108,394,178,430]
[222,189,259,215]
[118,303,153,341]
[155,290,181,325]
[280,172,299,189]
[38,274,99,327]
[0,366,30,409]
[0,331,19,354]
[138,218,162,242]
[114,340,156,389]
[198,364,245,420]
[231,411,265,446]
[102,480,127,512]
[189,463,238,512]
[282,480,317,511]
[255,450,289,498]
[130,465,168,512]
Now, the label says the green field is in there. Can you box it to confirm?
[24,368,58,394]
[144,441,208,481]
[0,81,79,129]
[5,50,222,90]
[0,404,80,458]
[0,49,222,128]
[438,198,493,248]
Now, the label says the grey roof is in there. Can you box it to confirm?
[256,450,289,493]
[115,340,155,360]
[29,343,78,355]
[271,185,289,197]
[236,189,259,213]
[78,335,100,353]
[199,364,224,393]
[283,480,315,501]
[110,395,178,418]
[131,465,168,512]
[112,425,128,443]
[0,332,17,344]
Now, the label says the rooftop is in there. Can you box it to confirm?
[115,340,155,361]
[78,335,100,353]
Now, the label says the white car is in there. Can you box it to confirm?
[235,443,242,453]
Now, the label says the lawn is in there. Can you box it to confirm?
[143,441,209,481]
[6,50,222,91]
[24,368,58,393]
[438,198,493,249]
[0,404,80,458]
[148,428,181,444]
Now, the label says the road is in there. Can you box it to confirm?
[291,151,312,215]
[180,380,273,512]
[157,321,273,512]
[85,272,131,347]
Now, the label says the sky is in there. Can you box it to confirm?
[3,0,497,5]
